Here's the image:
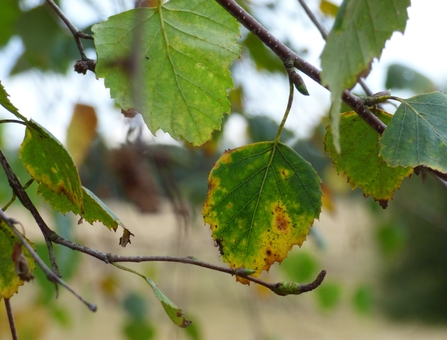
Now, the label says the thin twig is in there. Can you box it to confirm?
[49,232,325,295]
[45,0,96,73]
[4,299,18,340]
[215,0,387,134]
[297,0,328,39]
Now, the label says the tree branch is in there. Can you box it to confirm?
[45,0,96,73]
[4,299,18,340]
[0,209,97,312]
[215,0,387,134]
[0,149,62,278]
[49,232,325,296]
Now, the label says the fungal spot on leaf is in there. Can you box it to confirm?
[280,168,289,180]
[271,201,292,233]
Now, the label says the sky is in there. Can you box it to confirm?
[1,0,447,148]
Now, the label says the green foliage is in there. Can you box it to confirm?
[92,0,240,146]
[380,92,447,173]
[279,251,318,282]
[0,0,20,47]
[325,110,413,200]
[315,281,341,310]
[352,285,373,314]
[321,0,410,151]
[203,142,322,282]
[378,175,447,323]
[386,64,436,93]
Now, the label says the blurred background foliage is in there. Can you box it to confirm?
[1,0,447,339]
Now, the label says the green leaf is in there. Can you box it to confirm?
[0,223,35,299]
[146,277,191,328]
[92,0,241,146]
[202,142,322,283]
[380,92,447,173]
[114,263,191,328]
[19,120,84,211]
[321,0,410,151]
[325,110,413,200]
[0,81,26,120]
[39,184,126,232]
[82,187,126,231]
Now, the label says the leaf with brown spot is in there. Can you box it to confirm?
[202,142,322,284]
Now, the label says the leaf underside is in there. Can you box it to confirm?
[320,0,410,152]
[203,142,322,284]
[325,110,413,200]
[92,0,240,146]
[380,91,447,173]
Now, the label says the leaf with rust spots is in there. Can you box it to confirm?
[202,142,322,284]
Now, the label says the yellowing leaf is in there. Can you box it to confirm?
[20,120,83,210]
[319,0,339,17]
[66,104,98,167]
[325,110,413,201]
[0,223,35,299]
[92,0,240,146]
[380,92,447,173]
[203,142,322,283]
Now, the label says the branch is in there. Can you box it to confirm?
[215,0,387,135]
[49,232,325,296]
[0,209,97,312]
[45,0,96,73]
[0,149,62,278]
[4,299,18,340]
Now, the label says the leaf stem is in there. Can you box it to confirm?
[215,0,386,134]
[4,299,18,340]
[274,79,294,144]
